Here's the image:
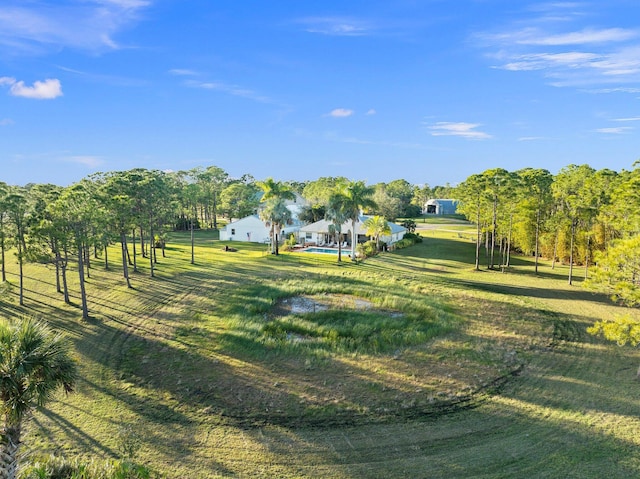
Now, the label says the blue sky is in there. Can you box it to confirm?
[1,1,639,187]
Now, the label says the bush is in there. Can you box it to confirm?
[389,233,421,250]
[280,234,297,252]
[403,232,423,243]
[357,240,378,258]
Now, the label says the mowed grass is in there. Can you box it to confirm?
[1,225,639,478]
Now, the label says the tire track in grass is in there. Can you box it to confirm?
[196,275,640,478]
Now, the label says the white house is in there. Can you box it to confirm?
[299,215,406,247]
[219,215,271,243]
[219,192,310,243]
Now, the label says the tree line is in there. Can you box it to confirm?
[0,167,451,319]
[5,161,640,321]
[453,165,639,284]
[455,163,640,362]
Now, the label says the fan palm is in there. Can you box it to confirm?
[0,317,77,479]
[259,199,292,255]
[256,178,295,254]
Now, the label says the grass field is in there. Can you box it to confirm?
[1,225,639,478]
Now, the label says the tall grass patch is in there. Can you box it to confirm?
[260,308,449,354]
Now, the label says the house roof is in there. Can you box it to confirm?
[300,215,406,235]
[224,213,305,230]
[224,215,264,227]
[425,198,458,205]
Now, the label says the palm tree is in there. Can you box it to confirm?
[363,215,391,251]
[325,193,350,262]
[339,181,376,261]
[0,317,77,479]
[256,178,295,255]
[259,199,292,255]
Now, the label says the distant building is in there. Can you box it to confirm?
[424,199,459,215]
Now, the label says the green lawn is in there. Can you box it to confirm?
[1,226,639,478]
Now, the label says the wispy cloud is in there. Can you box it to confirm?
[295,17,373,36]
[595,126,633,134]
[500,52,601,71]
[366,109,377,115]
[56,65,148,87]
[0,77,63,99]
[583,87,640,94]
[490,27,638,47]
[185,79,273,103]
[326,108,354,118]
[0,118,13,126]
[65,156,104,168]
[322,131,425,149]
[427,122,492,140]
[612,117,640,122]
[518,136,547,141]
[477,4,640,88]
[295,128,426,149]
[169,69,198,76]
[0,0,151,55]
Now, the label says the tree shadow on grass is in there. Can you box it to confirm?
[31,406,119,458]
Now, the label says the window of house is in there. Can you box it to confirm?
[305,232,312,240]
[231,228,236,235]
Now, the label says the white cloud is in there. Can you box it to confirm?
[613,117,640,122]
[0,0,152,54]
[1,77,63,99]
[169,69,198,76]
[501,52,601,71]
[296,17,372,36]
[327,108,354,118]
[366,109,377,115]
[428,122,492,140]
[477,4,640,88]
[100,0,150,8]
[185,79,272,104]
[0,118,13,126]
[595,127,633,134]
[2,78,63,99]
[497,27,639,46]
[584,87,640,94]
[518,136,547,141]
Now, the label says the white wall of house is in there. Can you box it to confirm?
[219,215,271,243]
[220,213,303,243]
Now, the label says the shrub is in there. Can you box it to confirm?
[280,234,297,252]
[403,232,423,243]
[391,233,422,250]
[357,240,378,258]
